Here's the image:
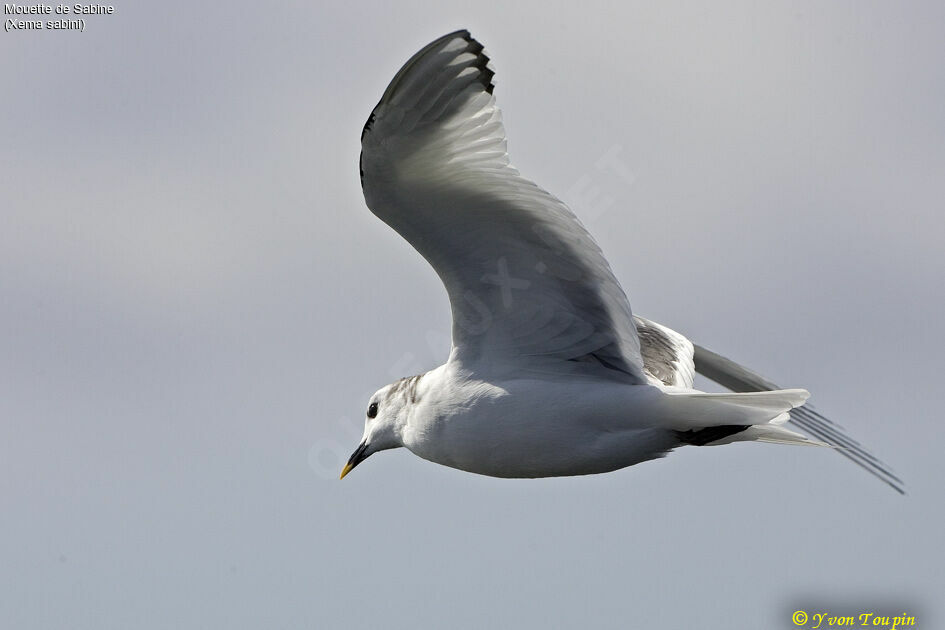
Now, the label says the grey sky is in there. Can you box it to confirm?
[2,1,943,628]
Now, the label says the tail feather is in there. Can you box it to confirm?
[663,389,827,447]
[662,388,809,427]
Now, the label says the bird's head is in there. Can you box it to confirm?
[339,377,418,479]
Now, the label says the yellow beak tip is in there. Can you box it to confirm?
[339,463,354,480]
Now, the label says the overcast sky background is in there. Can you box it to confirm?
[2,1,943,628]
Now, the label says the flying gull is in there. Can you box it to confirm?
[341,30,903,494]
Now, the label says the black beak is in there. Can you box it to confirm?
[339,441,369,479]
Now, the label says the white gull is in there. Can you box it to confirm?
[340,30,902,494]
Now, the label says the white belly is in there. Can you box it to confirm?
[402,374,676,478]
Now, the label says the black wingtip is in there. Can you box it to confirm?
[361,30,494,139]
[359,30,496,186]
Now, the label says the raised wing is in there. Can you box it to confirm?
[693,344,905,494]
[360,31,646,383]
[634,316,695,388]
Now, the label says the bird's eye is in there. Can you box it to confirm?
[367,402,378,419]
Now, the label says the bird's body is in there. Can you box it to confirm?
[393,363,675,478]
[340,30,903,493]
[387,357,810,478]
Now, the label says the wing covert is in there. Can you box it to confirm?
[634,316,696,388]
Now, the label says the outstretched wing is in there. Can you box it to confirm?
[360,30,646,383]
[693,344,905,494]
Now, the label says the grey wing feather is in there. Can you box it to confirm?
[693,344,905,495]
[360,30,648,384]
[634,316,695,388]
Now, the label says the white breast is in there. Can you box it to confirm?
[402,367,675,478]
